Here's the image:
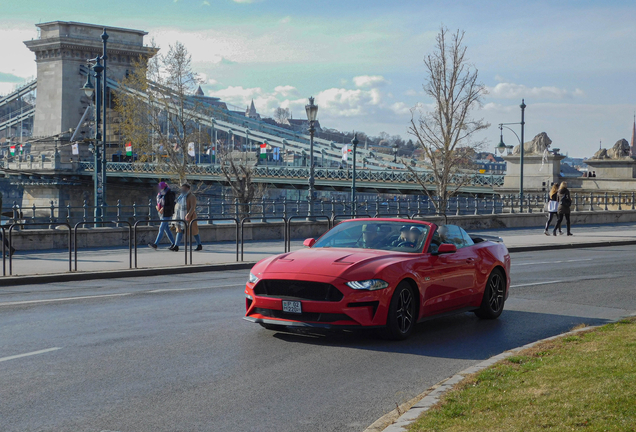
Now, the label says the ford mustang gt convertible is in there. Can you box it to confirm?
[244,218,511,340]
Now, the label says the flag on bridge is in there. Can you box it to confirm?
[188,142,196,157]
[125,142,133,157]
[71,143,79,155]
[342,144,350,162]
[260,143,267,158]
[273,147,280,161]
[9,145,15,156]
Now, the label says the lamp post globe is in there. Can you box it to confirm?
[305,97,318,217]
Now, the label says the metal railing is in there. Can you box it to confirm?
[73,221,132,271]
[188,217,239,264]
[8,222,72,276]
[4,192,636,228]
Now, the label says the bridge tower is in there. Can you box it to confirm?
[24,21,156,138]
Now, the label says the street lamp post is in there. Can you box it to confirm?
[305,97,318,217]
[393,144,398,163]
[497,99,526,212]
[351,133,359,214]
[82,28,109,222]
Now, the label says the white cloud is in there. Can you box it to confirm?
[487,82,585,100]
[274,85,298,97]
[404,89,417,96]
[279,16,291,24]
[202,0,210,5]
[353,75,388,88]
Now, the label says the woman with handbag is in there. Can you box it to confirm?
[553,182,573,236]
[544,183,560,236]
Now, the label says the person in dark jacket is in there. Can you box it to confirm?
[148,181,176,249]
[553,181,573,236]
[545,183,561,235]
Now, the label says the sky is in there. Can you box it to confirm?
[1,0,635,157]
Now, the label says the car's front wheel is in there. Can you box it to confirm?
[474,269,506,319]
[379,281,417,340]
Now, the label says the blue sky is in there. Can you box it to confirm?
[1,0,636,157]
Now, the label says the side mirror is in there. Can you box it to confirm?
[436,243,457,255]
[303,238,316,248]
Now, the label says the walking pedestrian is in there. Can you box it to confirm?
[171,183,203,252]
[148,181,176,250]
[553,181,573,236]
[544,182,560,235]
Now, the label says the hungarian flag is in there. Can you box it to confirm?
[125,142,133,156]
[19,144,24,155]
[71,143,79,155]
[260,143,267,158]
[9,145,15,156]
[341,144,351,162]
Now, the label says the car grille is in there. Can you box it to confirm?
[254,280,344,302]
[254,308,351,323]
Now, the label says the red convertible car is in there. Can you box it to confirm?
[244,218,511,340]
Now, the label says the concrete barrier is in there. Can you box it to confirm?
[6,210,636,251]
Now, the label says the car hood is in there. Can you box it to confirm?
[256,247,410,278]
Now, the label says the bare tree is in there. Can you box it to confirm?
[274,107,290,124]
[408,26,489,219]
[114,41,208,184]
[221,159,263,218]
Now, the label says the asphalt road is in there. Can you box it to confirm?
[1,245,635,432]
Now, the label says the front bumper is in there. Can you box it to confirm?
[244,275,393,328]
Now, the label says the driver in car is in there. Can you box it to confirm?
[390,225,410,247]
[360,224,382,249]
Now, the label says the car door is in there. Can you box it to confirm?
[419,226,466,315]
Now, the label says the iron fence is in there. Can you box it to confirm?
[4,192,636,228]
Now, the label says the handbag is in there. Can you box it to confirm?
[547,200,559,213]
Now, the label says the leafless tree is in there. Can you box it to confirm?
[221,159,263,218]
[114,41,208,184]
[274,107,290,124]
[408,26,489,220]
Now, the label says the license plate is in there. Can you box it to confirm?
[282,300,302,314]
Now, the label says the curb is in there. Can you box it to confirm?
[368,317,634,432]
[0,262,257,287]
[507,239,636,253]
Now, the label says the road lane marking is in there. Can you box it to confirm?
[0,284,245,307]
[514,258,593,267]
[511,280,564,288]
[148,284,242,293]
[0,293,131,307]
[0,347,62,363]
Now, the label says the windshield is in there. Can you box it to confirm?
[313,220,429,253]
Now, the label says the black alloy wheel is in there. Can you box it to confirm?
[379,281,417,340]
[474,269,506,319]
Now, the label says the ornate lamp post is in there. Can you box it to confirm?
[351,133,359,213]
[497,99,526,212]
[305,97,319,216]
[82,28,109,222]
[393,144,398,163]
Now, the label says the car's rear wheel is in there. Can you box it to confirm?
[378,281,417,340]
[474,269,506,319]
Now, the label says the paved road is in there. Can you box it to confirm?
[1,245,635,431]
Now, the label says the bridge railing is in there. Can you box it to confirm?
[3,192,636,228]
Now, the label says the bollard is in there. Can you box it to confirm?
[116,200,122,226]
[49,200,55,227]
[618,193,622,211]
[31,204,36,223]
[589,192,594,212]
[574,193,579,212]
[207,198,213,224]
[604,192,608,211]
[83,200,88,222]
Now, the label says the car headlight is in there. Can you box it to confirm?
[248,272,259,284]
[346,279,389,291]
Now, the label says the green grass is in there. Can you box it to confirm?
[409,318,636,432]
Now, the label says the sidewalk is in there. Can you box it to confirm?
[3,223,636,277]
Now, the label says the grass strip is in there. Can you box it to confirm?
[409,317,636,432]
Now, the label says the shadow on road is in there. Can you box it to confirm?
[269,309,610,360]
